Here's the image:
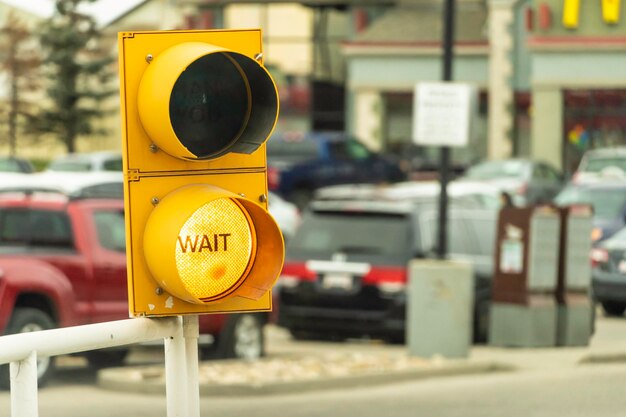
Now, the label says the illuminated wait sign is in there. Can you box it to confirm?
[175,198,255,302]
[141,185,278,307]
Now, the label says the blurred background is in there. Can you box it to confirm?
[0,0,623,178]
[1,1,626,415]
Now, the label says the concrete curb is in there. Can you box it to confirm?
[98,360,513,396]
[579,352,626,365]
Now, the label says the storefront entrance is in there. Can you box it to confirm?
[563,89,626,175]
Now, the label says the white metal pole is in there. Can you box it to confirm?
[0,317,179,364]
[10,351,38,417]
[183,315,200,417]
[165,316,188,417]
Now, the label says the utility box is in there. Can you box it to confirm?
[556,205,594,346]
[489,206,561,347]
[407,259,473,358]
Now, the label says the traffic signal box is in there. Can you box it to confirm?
[118,29,284,317]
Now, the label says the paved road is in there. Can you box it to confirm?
[4,358,626,417]
[2,314,626,417]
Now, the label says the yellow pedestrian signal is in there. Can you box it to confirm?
[118,29,284,317]
[143,185,283,305]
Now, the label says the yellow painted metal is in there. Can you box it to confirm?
[601,0,621,23]
[118,29,283,317]
[137,41,278,161]
[562,0,581,28]
[143,184,283,307]
[125,172,284,316]
[119,29,278,175]
[136,42,226,160]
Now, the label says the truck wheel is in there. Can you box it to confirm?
[0,308,56,390]
[473,300,491,344]
[214,314,265,360]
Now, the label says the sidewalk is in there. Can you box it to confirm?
[97,319,626,396]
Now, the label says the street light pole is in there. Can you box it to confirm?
[437,0,456,259]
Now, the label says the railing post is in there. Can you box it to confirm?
[10,351,38,417]
[184,315,200,417]
[164,316,201,417]
[165,316,187,417]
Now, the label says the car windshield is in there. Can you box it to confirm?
[266,137,319,163]
[554,186,626,220]
[48,161,92,172]
[583,157,626,173]
[0,158,30,173]
[103,158,123,171]
[465,160,527,180]
[287,211,412,264]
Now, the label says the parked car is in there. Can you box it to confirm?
[276,197,498,344]
[384,142,473,181]
[46,151,122,172]
[459,158,563,206]
[314,180,502,210]
[591,226,626,316]
[0,156,34,173]
[0,173,33,188]
[267,132,405,209]
[573,147,626,183]
[554,180,626,243]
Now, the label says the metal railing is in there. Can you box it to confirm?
[0,316,201,417]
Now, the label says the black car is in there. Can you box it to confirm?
[267,132,405,209]
[276,197,498,343]
[591,226,626,316]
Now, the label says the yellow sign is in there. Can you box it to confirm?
[563,0,621,28]
[118,29,284,317]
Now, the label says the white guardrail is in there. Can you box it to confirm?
[0,316,201,417]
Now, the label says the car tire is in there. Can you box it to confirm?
[473,300,491,344]
[85,349,129,369]
[0,308,56,390]
[212,314,265,360]
[601,301,626,317]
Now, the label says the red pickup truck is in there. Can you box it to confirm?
[0,188,266,388]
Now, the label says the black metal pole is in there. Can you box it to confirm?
[437,0,456,259]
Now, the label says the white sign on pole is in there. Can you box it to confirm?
[412,82,472,147]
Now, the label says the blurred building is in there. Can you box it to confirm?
[342,0,489,166]
[0,0,624,173]
[526,0,626,174]
[342,0,626,174]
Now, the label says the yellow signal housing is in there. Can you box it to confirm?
[118,29,284,317]
[137,41,279,161]
[143,185,283,305]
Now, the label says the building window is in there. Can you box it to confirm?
[563,90,626,175]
